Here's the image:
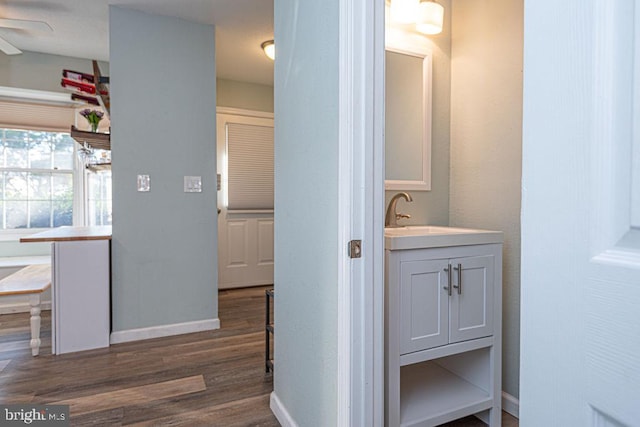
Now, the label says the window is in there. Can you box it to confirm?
[0,88,113,235]
[86,148,112,226]
[0,128,74,230]
[226,122,274,210]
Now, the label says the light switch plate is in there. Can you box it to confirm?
[184,176,202,193]
[137,175,150,192]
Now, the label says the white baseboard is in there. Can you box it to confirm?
[502,391,520,419]
[270,392,298,427]
[0,301,51,315]
[110,318,220,344]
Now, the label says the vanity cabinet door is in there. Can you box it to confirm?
[449,254,495,344]
[399,259,449,354]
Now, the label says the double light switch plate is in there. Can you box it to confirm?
[136,175,203,193]
[184,176,202,193]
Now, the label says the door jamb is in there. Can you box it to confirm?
[337,0,385,425]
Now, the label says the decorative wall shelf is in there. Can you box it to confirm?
[86,163,111,173]
[65,61,112,174]
[92,60,110,117]
[70,126,110,151]
[61,60,110,119]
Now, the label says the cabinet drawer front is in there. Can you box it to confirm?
[449,255,494,343]
[400,259,449,354]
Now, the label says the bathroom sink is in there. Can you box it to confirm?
[384,225,503,250]
[384,225,472,235]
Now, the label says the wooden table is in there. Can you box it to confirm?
[21,226,112,354]
[0,264,51,356]
[20,226,112,243]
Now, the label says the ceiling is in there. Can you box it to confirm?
[0,0,274,86]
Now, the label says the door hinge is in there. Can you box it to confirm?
[348,240,362,259]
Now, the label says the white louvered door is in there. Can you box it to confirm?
[216,111,274,289]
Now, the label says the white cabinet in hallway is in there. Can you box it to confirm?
[21,226,111,354]
[52,239,110,354]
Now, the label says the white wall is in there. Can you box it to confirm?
[385,3,451,226]
[110,7,218,332]
[450,0,523,400]
[272,0,340,424]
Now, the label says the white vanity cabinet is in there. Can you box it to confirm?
[400,253,494,354]
[385,228,503,427]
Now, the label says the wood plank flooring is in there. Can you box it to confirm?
[440,413,519,427]
[0,285,519,426]
[0,286,279,426]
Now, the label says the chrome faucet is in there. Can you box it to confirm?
[385,192,413,228]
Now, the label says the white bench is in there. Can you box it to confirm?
[0,264,51,356]
[0,256,51,315]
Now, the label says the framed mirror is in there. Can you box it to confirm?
[385,36,432,191]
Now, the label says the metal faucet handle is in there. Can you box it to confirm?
[385,192,414,227]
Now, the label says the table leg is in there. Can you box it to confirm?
[29,294,41,357]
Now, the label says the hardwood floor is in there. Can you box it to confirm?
[0,285,519,426]
[439,413,519,427]
[0,286,279,426]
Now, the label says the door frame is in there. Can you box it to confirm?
[336,0,385,425]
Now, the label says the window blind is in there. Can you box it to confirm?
[227,122,274,210]
[0,100,76,132]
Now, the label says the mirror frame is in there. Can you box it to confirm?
[385,32,433,191]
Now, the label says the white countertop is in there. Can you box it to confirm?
[384,226,503,250]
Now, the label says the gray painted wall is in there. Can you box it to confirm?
[385,3,451,226]
[0,51,108,93]
[450,0,523,399]
[273,0,339,424]
[217,78,273,113]
[0,51,269,260]
[110,7,217,331]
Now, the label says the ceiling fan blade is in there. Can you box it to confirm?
[0,18,52,32]
[0,35,22,55]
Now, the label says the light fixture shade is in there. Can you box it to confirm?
[261,40,275,60]
[390,0,420,24]
[416,0,444,35]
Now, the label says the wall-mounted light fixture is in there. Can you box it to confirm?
[261,40,275,60]
[388,0,444,35]
[416,0,444,35]
[390,0,420,24]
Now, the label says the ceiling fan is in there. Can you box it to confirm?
[0,18,52,55]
